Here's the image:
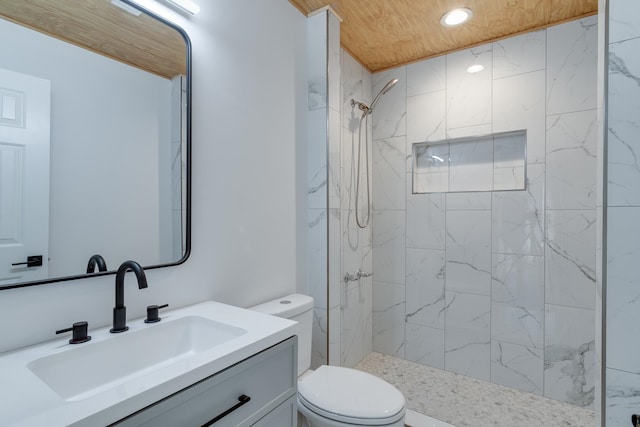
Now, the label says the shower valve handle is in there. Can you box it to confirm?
[344,269,373,284]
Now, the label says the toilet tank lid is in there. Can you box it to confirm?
[249,294,313,318]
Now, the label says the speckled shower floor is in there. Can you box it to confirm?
[355,352,596,427]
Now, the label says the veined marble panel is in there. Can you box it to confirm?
[609,0,640,43]
[373,281,406,358]
[491,340,543,395]
[446,210,492,295]
[311,307,328,369]
[329,304,341,366]
[444,291,491,384]
[492,163,545,255]
[307,13,327,110]
[341,123,371,213]
[545,210,596,310]
[343,210,369,283]
[606,368,640,427]
[491,254,544,349]
[372,211,406,284]
[446,192,492,210]
[342,49,364,118]
[327,12,340,113]
[445,291,491,333]
[546,110,598,210]
[493,70,545,164]
[328,208,341,309]
[341,277,373,367]
[446,46,492,130]
[446,123,492,140]
[405,324,445,369]
[608,37,640,206]
[544,304,595,408]
[307,208,328,309]
[328,107,341,209]
[372,136,406,211]
[493,30,546,79]
[445,327,491,381]
[307,108,327,210]
[372,67,407,140]
[606,206,640,374]
[413,171,449,194]
[406,90,446,145]
[405,248,446,329]
[546,16,598,115]
[407,55,446,97]
[406,181,446,250]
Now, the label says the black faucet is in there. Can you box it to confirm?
[86,254,108,273]
[111,260,148,333]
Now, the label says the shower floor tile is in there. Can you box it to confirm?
[355,352,595,427]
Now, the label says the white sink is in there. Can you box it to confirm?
[27,315,247,401]
[0,301,297,427]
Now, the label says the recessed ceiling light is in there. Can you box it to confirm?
[440,8,473,27]
[467,64,484,73]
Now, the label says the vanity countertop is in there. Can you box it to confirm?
[0,301,297,427]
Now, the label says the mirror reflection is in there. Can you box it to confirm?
[0,0,190,288]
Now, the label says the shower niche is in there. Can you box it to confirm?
[411,130,527,194]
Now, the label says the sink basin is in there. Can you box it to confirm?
[27,315,247,401]
[1,300,297,427]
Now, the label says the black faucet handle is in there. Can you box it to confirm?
[145,304,169,323]
[56,321,92,344]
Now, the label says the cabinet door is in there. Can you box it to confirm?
[111,337,296,427]
[252,396,297,427]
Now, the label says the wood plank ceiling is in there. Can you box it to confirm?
[0,0,186,79]
[289,0,598,72]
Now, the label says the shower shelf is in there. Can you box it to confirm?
[411,129,527,194]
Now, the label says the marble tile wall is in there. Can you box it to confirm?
[339,49,374,368]
[306,11,328,368]
[605,1,640,425]
[306,9,342,369]
[365,17,599,409]
[306,10,343,368]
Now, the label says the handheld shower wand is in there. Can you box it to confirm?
[349,78,399,228]
[350,78,399,117]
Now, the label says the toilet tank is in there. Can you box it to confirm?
[249,294,313,376]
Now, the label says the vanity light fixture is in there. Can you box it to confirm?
[111,0,143,16]
[467,64,485,73]
[440,7,473,27]
[164,0,200,15]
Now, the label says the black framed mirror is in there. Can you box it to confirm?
[0,0,191,290]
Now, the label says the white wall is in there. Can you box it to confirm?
[0,0,307,354]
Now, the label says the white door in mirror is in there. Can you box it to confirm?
[0,67,50,285]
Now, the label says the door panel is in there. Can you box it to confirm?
[0,67,50,285]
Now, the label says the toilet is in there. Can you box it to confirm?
[250,294,406,427]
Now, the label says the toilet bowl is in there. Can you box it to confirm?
[249,294,406,427]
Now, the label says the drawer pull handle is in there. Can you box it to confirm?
[201,394,251,426]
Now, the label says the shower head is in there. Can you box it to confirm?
[369,78,399,113]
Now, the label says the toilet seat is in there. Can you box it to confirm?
[298,365,405,426]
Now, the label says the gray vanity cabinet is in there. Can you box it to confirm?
[111,337,297,427]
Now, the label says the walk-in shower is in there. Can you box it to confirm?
[350,78,398,228]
